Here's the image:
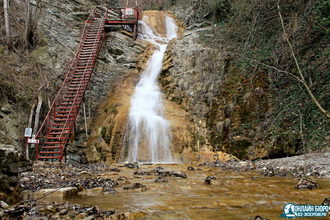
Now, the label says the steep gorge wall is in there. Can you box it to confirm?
[161,28,271,160]
[159,4,291,160]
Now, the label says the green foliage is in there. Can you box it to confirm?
[314,0,330,37]
[195,0,330,151]
[199,0,231,23]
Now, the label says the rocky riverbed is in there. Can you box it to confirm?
[0,152,329,219]
[255,152,330,178]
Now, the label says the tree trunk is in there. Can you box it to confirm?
[33,94,43,136]
[28,102,36,128]
[25,0,31,49]
[4,0,12,50]
[31,94,42,149]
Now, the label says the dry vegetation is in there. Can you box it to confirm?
[0,0,44,107]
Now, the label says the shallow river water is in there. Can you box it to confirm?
[37,164,330,220]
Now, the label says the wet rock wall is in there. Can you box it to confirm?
[160,21,273,160]
[0,147,32,204]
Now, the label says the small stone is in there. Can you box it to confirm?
[250,215,269,220]
[295,179,319,190]
[109,168,121,172]
[79,187,103,196]
[155,177,168,183]
[187,166,195,171]
[322,198,330,206]
[74,212,88,220]
[124,162,139,169]
[0,106,11,114]
[0,201,9,209]
[81,215,95,220]
[126,211,147,219]
[34,187,78,199]
[204,176,216,184]
[60,209,69,215]
[46,205,56,213]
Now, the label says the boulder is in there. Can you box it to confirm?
[79,187,104,196]
[34,187,78,199]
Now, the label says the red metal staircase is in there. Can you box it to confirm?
[35,9,108,162]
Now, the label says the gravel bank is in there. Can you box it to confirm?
[255,152,330,178]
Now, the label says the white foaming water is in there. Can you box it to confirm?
[121,14,178,163]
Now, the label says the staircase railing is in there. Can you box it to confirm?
[57,9,108,141]
[35,9,99,146]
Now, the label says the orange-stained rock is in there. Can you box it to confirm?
[179,147,198,163]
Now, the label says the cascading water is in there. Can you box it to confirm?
[121,13,178,163]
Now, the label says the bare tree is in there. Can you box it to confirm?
[4,0,12,50]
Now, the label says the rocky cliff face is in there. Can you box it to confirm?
[0,147,32,204]
[159,5,281,160]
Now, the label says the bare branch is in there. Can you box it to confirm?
[277,0,330,119]
[234,53,304,83]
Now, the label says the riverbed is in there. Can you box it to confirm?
[21,163,330,220]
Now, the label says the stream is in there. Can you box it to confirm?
[33,163,330,220]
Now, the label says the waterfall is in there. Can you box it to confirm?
[122,13,178,163]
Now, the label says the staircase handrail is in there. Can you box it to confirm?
[35,9,97,140]
[107,7,140,21]
[57,9,108,141]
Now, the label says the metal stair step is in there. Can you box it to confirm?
[70,78,89,81]
[57,109,78,113]
[58,104,80,108]
[70,83,89,86]
[79,54,97,57]
[72,75,90,79]
[44,141,66,144]
[67,88,85,91]
[46,136,69,140]
[55,114,76,118]
[64,91,84,94]
[81,47,99,50]
[54,118,76,122]
[62,98,82,102]
[37,156,62,159]
[59,104,80,107]
[76,66,93,69]
[42,146,63,149]
[40,151,62,154]
[52,123,75,126]
[50,132,71,135]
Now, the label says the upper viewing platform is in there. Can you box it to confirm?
[106,0,141,39]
